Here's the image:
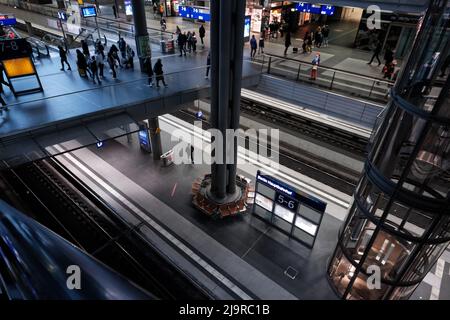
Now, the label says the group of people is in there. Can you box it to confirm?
[302,25,330,54]
[143,57,168,88]
[368,40,398,80]
[59,37,136,84]
[177,31,198,56]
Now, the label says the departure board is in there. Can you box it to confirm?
[253,171,326,248]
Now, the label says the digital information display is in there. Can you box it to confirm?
[80,6,97,18]
[178,6,210,21]
[252,170,327,248]
[295,3,335,16]
[138,125,152,153]
[124,0,133,16]
[0,15,17,26]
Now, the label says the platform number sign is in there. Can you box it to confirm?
[0,39,32,60]
[253,171,326,248]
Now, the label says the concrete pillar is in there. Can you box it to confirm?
[209,0,246,201]
[130,0,151,71]
[148,117,162,161]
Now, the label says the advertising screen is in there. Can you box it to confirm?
[125,0,133,16]
[81,6,97,18]
[3,57,35,77]
[244,16,251,41]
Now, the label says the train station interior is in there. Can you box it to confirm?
[0,0,449,304]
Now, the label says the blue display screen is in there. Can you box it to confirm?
[178,6,210,21]
[139,129,150,147]
[295,3,335,16]
[0,16,17,26]
[81,6,97,18]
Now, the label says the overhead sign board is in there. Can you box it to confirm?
[296,3,335,16]
[253,171,326,248]
[0,15,17,26]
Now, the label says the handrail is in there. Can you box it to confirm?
[261,53,395,85]
[5,65,210,109]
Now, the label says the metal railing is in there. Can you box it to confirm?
[258,53,395,103]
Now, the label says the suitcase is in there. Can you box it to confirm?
[78,68,87,77]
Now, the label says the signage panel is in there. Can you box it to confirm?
[80,6,97,18]
[253,171,326,248]
[3,57,35,77]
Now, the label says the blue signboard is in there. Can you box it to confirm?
[295,3,335,16]
[253,171,327,248]
[0,15,17,26]
[178,6,210,21]
[80,6,97,18]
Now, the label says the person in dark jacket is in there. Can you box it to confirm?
[153,58,167,88]
[258,34,265,54]
[118,37,127,59]
[384,46,394,65]
[250,35,257,58]
[89,56,101,84]
[368,40,382,66]
[107,51,117,79]
[58,45,71,71]
[81,40,90,58]
[143,57,154,87]
[76,49,91,77]
[284,31,291,56]
[199,24,206,47]
[178,32,187,56]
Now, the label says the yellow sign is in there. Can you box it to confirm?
[77,0,84,5]
[3,57,35,77]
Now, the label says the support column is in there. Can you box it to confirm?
[192,0,250,219]
[148,117,162,161]
[131,0,151,71]
[209,0,246,202]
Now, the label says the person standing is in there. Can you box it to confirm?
[199,24,206,48]
[191,32,197,53]
[250,35,257,58]
[76,49,91,78]
[58,45,71,71]
[89,56,101,84]
[153,3,158,18]
[284,31,291,56]
[153,58,167,88]
[258,34,265,54]
[96,49,105,79]
[322,25,330,47]
[205,52,211,79]
[368,40,382,66]
[143,56,154,87]
[178,32,187,56]
[107,51,117,79]
[81,40,90,59]
[112,5,117,18]
[118,37,127,59]
[310,53,320,80]
[315,27,323,48]
[186,31,192,53]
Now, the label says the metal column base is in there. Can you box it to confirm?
[192,174,251,219]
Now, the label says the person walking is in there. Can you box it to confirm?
[310,53,320,80]
[199,24,206,48]
[81,40,90,59]
[322,25,330,47]
[284,31,291,56]
[153,58,167,88]
[118,37,127,59]
[153,3,158,18]
[96,49,105,79]
[107,51,117,79]
[58,45,71,71]
[143,57,154,87]
[205,52,211,79]
[178,32,187,56]
[191,32,197,52]
[89,56,101,84]
[250,35,257,58]
[258,34,265,54]
[125,44,135,69]
[110,44,123,68]
[315,27,323,48]
[186,31,192,52]
[112,5,117,19]
[76,49,91,78]
[368,40,382,66]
